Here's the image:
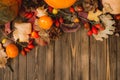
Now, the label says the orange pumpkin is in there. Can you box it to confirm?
[102,0,120,14]
[6,44,19,58]
[37,15,53,30]
[0,0,22,25]
[44,0,76,9]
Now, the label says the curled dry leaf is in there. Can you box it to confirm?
[60,23,81,33]
[13,23,32,42]
[93,14,115,41]
[0,43,8,68]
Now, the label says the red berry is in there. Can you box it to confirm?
[59,17,64,23]
[84,22,90,30]
[94,24,101,29]
[70,7,75,13]
[31,31,39,38]
[48,6,53,13]
[29,40,34,45]
[87,30,93,36]
[24,47,31,52]
[24,12,34,19]
[92,26,98,35]
[75,6,83,12]
[115,14,120,20]
[94,24,105,31]
[55,20,60,27]
[27,44,35,49]
[21,50,26,56]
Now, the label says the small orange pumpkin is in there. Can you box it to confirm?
[44,0,76,9]
[6,44,19,58]
[37,15,53,30]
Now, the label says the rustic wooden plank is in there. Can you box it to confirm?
[109,36,117,80]
[55,38,62,80]
[3,67,10,80]
[76,36,81,80]
[19,54,27,80]
[60,34,71,80]
[70,33,77,80]
[80,29,89,80]
[106,39,110,80]
[70,31,81,80]
[45,43,54,80]
[27,48,37,80]
[96,40,107,80]
[0,68,3,80]
[117,37,120,80]
[90,37,97,80]
[12,57,19,80]
[38,46,46,80]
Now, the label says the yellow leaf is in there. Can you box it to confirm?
[87,10,102,22]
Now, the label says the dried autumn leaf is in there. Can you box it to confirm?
[38,28,50,42]
[87,9,102,21]
[93,14,115,41]
[36,6,48,17]
[35,38,48,46]
[60,23,81,33]
[13,23,32,42]
[34,23,50,44]
[102,3,113,13]
[83,0,98,12]
[0,43,8,68]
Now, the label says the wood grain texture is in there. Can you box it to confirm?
[12,57,19,80]
[0,29,120,80]
[109,36,117,80]
[90,37,97,80]
[45,43,54,80]
[19,54,27,80]
[0,68,3,80]
[80,29,89,80]
[117,37,120,80]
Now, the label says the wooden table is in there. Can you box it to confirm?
[0,29,120,80]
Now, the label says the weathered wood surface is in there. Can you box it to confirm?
[0,29,120,80]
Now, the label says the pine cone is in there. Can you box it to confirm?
[49,27,63,40]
